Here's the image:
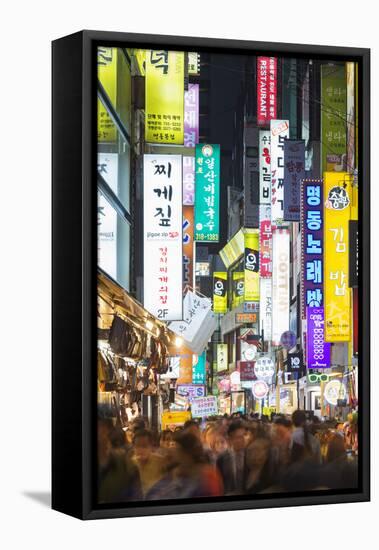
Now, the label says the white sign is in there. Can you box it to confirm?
[97,153,119,280]
[259,130,271,204]
[191,396,218,418]
[252,380,269,399]
[168,291,216,354]
[272,228,290,345]
[259,277,272,341]
[143,154,183,321]
[270,120,289,224]
[324,380,347,406]
[254,356,275,379]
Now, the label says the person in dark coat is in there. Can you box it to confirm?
[216,420,248,495]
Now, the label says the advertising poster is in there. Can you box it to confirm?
[301,179,324,319]
[283,139,305,221]
[194,144,220,242]
[324,172,352,341]
[191,396,218,418]
[145,50,184,144]
[143,154,183,320]
[244,231,260,302]
[272,228,290,345]
[270,120,290,224]
[213,272,228,314]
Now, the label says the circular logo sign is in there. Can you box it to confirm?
[325,186,350,210]
[254,356,275,379]
[230,371,241,385]
[202,144,213,157]
[252,380,269,399]
[280,331,297,349]
[324,380,346,406]
[242,345,257,361]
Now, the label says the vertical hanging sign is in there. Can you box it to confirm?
[143,154,183,321]
[259,205,272,278]
[183,206,194,291]
[272,228,290,345]
[259,130,271,204]
[283,139,305,221]
[184,83,199,147]
[145,50,184,144]
[324,172,352,342]
[194,144,220,242]
[182,156,195,205]
[244,231,260,302]
[257,57,277,126]
[301,179,324,319]
[321,64,347,173]
[270,120,289,225]
[306,307,331,369]
[260,278,272,342]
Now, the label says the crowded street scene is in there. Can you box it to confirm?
[97,46,359,503]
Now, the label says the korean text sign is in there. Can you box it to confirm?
[283,140,305,221]
[191,396,218,418]
[259,205,272,278]
[306,307,331,368]
[324,172,352,341]
[244,231,260,302]
[257,57,277,126]
[183,206,194,291]
[217,344,228,372]
[194,144,220,242]
[145,50,184,144]
[259,130,271,204]
[301,179,324,319]
[143,154,183,320]
[270,120,290,224]
[184,83,199,147]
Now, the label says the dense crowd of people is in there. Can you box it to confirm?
[97,410,358,503]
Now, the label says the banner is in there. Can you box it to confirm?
[324,172,352,341]
[176,349,194,384]
[283,140,305,221]
[192,352,206,384]
[301,179,324,319]
[97,153,118,279]
[272,228,290,345]
[168,291,214,350]
[259,205,272,277]
[213,272,228,314]
[184,83,199,147]
[257,57,277,126]
[194,144,220,242]
[244,153,259,228]
[270,120,290,224]
[143,154,182,320]
[191,396,218,418]
[244,231,260,302]
[217,344,228,372]
[260,278,272,342]
[145,50,184,144]
[183,156,195,205]
[232,272,244,308]
[259,130,271,204]
[97,47,117,142]
[183,206,194,291]
[287,352,304,375]
[306,307,331,368]
[321,64,347,173]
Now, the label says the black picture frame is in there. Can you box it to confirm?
[52,30,370,520]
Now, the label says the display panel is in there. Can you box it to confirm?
[93,39,367,515]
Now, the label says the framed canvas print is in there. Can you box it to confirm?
[52,30,370,520]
